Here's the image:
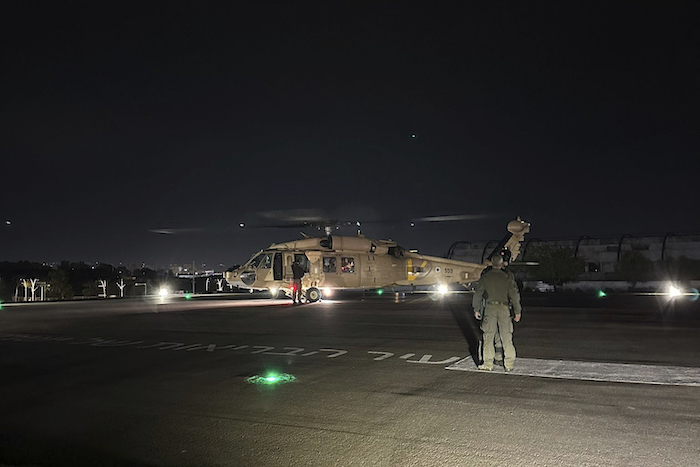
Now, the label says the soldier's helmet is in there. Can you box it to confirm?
[491,255,504,268]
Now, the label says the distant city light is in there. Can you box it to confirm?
[4,220,10,225]
[239,223,245,228]
[411,134,416,138]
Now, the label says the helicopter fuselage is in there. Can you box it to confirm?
[225,235,483,294]
[224,218,530,301]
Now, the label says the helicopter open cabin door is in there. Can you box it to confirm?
[273,252,283,281]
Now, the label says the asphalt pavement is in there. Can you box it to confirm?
[1,292,699,466]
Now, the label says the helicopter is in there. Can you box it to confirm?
[224,217,531,302]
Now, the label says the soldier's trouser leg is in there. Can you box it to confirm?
[495,306,516,368]
[494,332,504,364]
[480,308,500,369]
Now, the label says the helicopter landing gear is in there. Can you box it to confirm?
[306,287,321,303]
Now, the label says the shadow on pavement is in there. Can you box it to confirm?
[447,297,481,365]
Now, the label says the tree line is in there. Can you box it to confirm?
[0,261,173,302]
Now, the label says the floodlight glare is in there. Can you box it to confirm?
[323,287,332,297]
[158,288,170,297]
[270,287,278,297]
[668,285,682,299]
[438,284,449,295]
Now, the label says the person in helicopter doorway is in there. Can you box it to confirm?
[472,254,522,371]
[291,260,305,305]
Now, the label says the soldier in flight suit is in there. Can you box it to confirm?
[291,260,305,305]
[472,255,522,371]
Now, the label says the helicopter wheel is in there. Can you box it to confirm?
[306,287,321,303]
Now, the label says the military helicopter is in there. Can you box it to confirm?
[224,217,531,302]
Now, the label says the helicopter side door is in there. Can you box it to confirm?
[273,252,283,281]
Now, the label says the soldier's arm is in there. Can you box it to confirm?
[508,278,522,320]
[472,281,485,319]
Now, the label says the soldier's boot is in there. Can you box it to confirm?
[477,364,493,371]
[494,347,504,367]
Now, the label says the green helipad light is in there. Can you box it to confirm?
[185,294,192,299]
[598,290,607,298]
[247,373,296,385]
[377,289,383,295]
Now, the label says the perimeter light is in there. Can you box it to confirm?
[158,288,170,297]
[323,287,332,297]
[270,288,278,298]
[437,284,449,295]
[668,284,682,299]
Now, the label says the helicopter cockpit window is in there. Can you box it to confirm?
[248,253,265,269]
[388,246,405,258]
[259,253,273,269]
[323,257,337,273]
[341,257,355,274]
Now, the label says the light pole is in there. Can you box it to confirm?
[135,282,147,296]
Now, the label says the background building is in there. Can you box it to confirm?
[449,233,700,281]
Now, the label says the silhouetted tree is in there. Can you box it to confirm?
[616,250,654,284]
[48,269,74,300]
[527,245,585,286]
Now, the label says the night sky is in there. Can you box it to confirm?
[2,2,698,268]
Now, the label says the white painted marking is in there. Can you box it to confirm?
[407,354,462,365]
[319,348,347,358]
[92,339,143,347]
[135,342,186,350]
[399,353,415,359]
[446,357,700,387]
[263,347,306,356]
[251,346,275,354]
[70,338,104,345]
[157,343,188,351]
[368,351,394,361]
[174,344,209,351]
[301,351,319,356]
[221,345,249,351]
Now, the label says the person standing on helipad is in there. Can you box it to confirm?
[472,254,522,371]
[291,260,305,305]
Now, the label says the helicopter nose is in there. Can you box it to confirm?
[240,270,256,286]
